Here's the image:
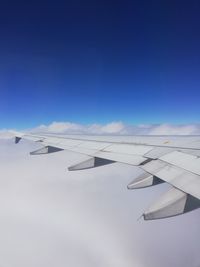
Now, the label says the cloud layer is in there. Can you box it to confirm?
[0,130,15,139]
[30,121,200,135]
[0,138,199,267]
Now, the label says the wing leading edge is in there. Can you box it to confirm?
[13,131,200,220]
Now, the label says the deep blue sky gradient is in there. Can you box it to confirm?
[0,1,200,129]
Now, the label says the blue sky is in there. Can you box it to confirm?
[0,1,200,129]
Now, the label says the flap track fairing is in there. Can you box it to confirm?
[127,172,164,189]
[30,146,63,155]
[68,157,114,171]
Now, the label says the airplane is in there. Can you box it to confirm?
[12,131,200,221]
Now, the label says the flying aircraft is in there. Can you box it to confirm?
[13,131,200,220]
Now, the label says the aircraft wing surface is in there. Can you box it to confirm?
[13,132,200,220]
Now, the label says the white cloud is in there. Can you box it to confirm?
[31,121,127,135]
[0,130,15,139]
[29,121,200,135]
[0,122,200,139]
[87,122,127,134]
[36,122,85,134]
[148,123,200,135]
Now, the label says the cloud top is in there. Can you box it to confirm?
[0,122,200,138]
[29,121,200,135]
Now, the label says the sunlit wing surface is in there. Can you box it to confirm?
[12,131,200,220]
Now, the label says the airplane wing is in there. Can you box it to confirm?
[13,131,200,220]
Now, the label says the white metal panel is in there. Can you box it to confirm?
[66,146,99,155]
[16,132,200,149]
[160,151,200,175]
[142,160,200,199]
[42,137,62,145]
[42,144,146,165]
[23,135,43,142]
[103,144,152,156]
[41,137,152,165]
[77,141,110,150]
[144,147,175,159]
[57,139,84,147]
[14,132,200,171]
[180,149,200,157]
[43,134,200,149]
[94,151,146,165]
[51,144,147,165]
[43,138,83,148]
